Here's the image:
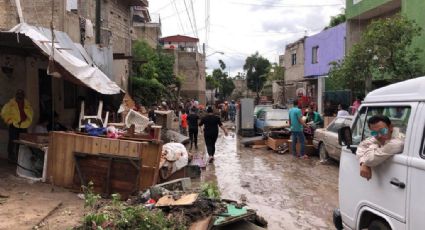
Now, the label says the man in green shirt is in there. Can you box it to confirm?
[306,108,324,128]
[289,100,306,158]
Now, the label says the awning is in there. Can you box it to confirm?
[5,23,123,95]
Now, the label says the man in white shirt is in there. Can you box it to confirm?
[356,115,404,180]
[337,104,350,117]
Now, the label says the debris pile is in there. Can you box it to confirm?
[77,181,267,230]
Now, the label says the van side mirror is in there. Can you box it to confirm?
[338,126,353,146]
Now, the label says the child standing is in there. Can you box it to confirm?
[180,110,188,135]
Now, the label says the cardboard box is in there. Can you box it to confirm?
[266,137,290,151]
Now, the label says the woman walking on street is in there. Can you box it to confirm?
[187,107,200,150]
[199,106,228,163]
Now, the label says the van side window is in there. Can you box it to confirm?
[352,106,411,145]
[364,107,410,140]
[351,107,367,145]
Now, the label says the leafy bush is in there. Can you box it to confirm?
[79,183,186,230]
[200,182,221,200]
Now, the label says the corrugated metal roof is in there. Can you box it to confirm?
[6,23,122,95]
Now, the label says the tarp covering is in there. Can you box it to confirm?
[8,23,122,95]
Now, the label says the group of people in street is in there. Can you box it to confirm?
[324,97,362,117]
[289,95,403,181]
[218,100,237,122]
[177,101,229,163]
[289,96,363,159]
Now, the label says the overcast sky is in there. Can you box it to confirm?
[149,0,345,76]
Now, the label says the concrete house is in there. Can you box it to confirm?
[159,35,206,104]
[0,0,149,159]
[346,0,425,65]
[304,23,346,113]
[283,37,306,104]
[132,4,161,49]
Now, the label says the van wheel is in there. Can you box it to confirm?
[319,143,329,162]
[368,219,391,230]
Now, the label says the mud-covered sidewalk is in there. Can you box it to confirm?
[0,162,84,230]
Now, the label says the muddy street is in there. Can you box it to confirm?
[196,126,339,230]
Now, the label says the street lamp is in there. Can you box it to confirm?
[206,51,224,57]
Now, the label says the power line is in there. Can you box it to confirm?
[151,2,173,14]
[190,0,199,37]
[160,8,187,21]
[171,0,186,34]
[189,0,201,51]
[209,23,323,38]
[229,2,344,8]
[183,0,196,37]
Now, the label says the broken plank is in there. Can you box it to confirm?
[156,193,198,207]
[189,216,213,230]
[251,145,268,149]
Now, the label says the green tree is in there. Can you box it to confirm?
[327,13,346,28]
[243,52,271,102]
[267,63,284,81]
[206,75,218,90]
[131,40,177,105]
[329,15,423,95]
[220,77,235,100]
[208,60,235,101]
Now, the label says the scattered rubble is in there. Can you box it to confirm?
[76,180,267,230]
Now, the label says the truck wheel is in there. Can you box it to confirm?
[368,219,391,230]
[319,143,329,162]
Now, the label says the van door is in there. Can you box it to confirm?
[408,102,425,229]
[339,105,413,229]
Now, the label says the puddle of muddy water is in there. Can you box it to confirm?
[192,127,339,230]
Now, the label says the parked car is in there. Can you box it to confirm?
[255,109,289,134]
[254,104,273,133]
[253,104,273,118]
[313,116,352,161]
[334,77,420,230]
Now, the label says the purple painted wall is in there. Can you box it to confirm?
[304,23,346,78]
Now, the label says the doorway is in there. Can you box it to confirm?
[38,69,53,121]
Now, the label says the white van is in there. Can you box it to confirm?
[334,76,425,230]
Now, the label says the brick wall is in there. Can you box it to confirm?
[103,0,131,55]
[284,40,305,83]
[0,0,64,31]
[177,52,206,104]
[133,23,161,48]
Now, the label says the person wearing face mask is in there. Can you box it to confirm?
[1,89,33,163]
[356,115,404,180]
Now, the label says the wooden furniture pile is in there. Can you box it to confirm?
[47,131,162,198]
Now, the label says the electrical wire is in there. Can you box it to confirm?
[183,0,196,37]
[171,0,186,34]
[151,2,173,14]
[229,1,344,8]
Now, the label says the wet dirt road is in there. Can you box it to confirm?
[196,128,339,230]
